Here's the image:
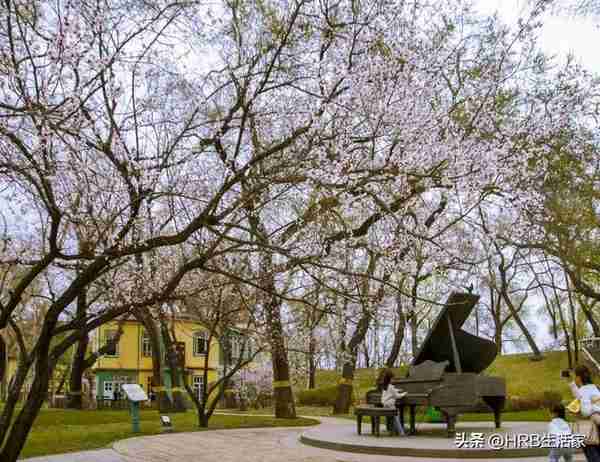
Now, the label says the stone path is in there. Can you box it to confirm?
[23,448,125,462]
[23,417,588,462]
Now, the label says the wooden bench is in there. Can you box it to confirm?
[354,389,405,436]
[354,405,399,436]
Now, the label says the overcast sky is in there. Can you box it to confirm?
[474,0,600,73]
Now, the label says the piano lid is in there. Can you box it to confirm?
[412,292,498,374]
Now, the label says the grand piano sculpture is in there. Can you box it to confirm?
[392,292,506,437]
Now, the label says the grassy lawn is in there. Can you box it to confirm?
[18,408,317,459]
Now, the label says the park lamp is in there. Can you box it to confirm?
[160,415,173,433]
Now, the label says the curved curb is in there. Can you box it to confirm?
[299,432,569,459]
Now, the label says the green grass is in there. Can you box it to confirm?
[486,350,572,399]
[17,408,318,459]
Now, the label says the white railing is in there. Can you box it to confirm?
[579,337,600,373]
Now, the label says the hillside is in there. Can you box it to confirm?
[310,350,574,400]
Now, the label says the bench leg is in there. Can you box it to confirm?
[409,405,416,435]
[374,416,380,437]
[357,415,362,435]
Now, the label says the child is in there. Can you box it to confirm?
[548,404,574,462]
[381,370,408,436]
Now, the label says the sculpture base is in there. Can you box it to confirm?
[300,420,583,459]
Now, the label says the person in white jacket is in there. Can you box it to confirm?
[380,370,408,436]
[548,404,574,462]
[570,365,600,462]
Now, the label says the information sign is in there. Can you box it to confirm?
[121,384,148,402]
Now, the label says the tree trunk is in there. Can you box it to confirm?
[385,293,406,368]
[333,252,382,414]
[55,364,70,396]
[566,278,579,363]
[307,333,317,389]
[133,308,171,412]
[337,300,347,372]
[66,291,88,409]
[0,335,5,400]
[0,324,54,462]
[0,356,31,448]
[498,264,543,360]
[491,290,504,354]
[410,274,420,358]
[579,297,600,337]
[362,342,370,369]
[494,320,503,355]
[333,360,355,414]
[159,318,186,412]
[265,291,296,419]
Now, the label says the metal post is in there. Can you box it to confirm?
[130,401,140,433]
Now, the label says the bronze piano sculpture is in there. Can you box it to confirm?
[392,292,506,437]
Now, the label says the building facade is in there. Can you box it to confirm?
[91,318,220,403]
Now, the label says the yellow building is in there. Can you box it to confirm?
[91,316,221,403]
[1,355,72,402]
[0,355,18,399]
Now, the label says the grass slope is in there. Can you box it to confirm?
[311,350,573,400]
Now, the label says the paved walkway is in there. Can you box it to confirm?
[23,417,588,462]
[23,449,125,462]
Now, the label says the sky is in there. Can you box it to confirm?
[474,0,600,73]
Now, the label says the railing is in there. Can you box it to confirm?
[96,398,130,410]
[95,398,158,410]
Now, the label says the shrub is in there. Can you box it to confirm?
[504,391,562,412]
[297,386,352,407]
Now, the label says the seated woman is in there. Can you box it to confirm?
[380,369,408,436]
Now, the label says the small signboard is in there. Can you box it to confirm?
[121,384,148,402]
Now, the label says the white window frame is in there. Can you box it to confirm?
[103,329,120,357]
[192,375,204,400]
[230,337,241,360]
[193,331,208,356]
[103,381,114,399]
[141,331,152,357]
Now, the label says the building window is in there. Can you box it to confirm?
[192,375,204,400]
[103,329,119,356]
[229,337,241,362]
[193,331,208,356]
[141,331,152,357]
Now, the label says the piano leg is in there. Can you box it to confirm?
[482,396,505,429]
[442,411,458,437]
[494,409,501,429]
